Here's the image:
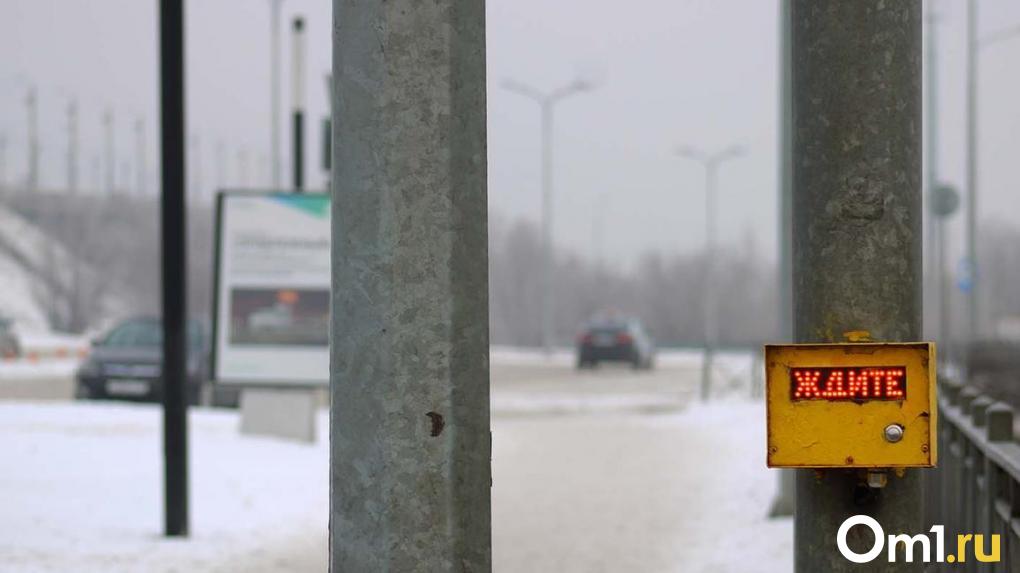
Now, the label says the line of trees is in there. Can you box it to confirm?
[4,187,1020,347]
[489,216,778,348]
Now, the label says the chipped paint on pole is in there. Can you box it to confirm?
[330,0,490,571]
[791,0,922,571]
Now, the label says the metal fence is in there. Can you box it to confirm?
[928,380,1019,571]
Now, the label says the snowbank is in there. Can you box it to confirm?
[0,403,328,572]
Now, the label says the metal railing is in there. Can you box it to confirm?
[928,380,1019,571]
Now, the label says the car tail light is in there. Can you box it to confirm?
[579,333,593,345]
[616,333,633,345]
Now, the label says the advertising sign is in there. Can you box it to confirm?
[765,342,937,468]
[212,191,330,386]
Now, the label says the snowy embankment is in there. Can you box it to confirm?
[0,403,328,573]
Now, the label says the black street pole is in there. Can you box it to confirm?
[292,17,305,192]
[160,0,189,538]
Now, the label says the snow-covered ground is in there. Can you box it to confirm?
[0,403,328,573]
[0,350,790,572]
[492,402,791,572]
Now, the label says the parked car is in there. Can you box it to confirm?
[75,317,239,407]
[0,317,20,359]
[576,318,655,369]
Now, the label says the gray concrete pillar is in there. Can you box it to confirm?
[792,1,922,571]
[329,1,490,571]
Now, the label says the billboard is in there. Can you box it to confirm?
[212,191,330,386]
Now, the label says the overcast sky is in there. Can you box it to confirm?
[2,0,1019,269]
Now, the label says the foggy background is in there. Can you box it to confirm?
[2,0,1020,345]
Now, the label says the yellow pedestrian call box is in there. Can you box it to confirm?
[765,342,936,468]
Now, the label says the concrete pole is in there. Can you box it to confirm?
[135,118,146,196]
[701,159,718,402]
[593,191,607,269]
[291,17,306,191]
[26,87,39,193]
[938,212,949,360]
[770,0,796,520]
[103,109,115,195]
[270,0,283,189]
[216,140,225,191]
[68,100,79,194]
[0,132,6,192]
[925,4,940,353]
[791,2,921,571]
[540,101,554,354]
[189,135,202,202]
[237,148,249,187]
[331,0,490,569]
[965,0,978,347]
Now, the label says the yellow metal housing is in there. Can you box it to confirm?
[765,342,936,468]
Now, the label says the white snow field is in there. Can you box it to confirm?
[0,350,790,572]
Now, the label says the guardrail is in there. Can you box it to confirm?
[929,380,1019,571]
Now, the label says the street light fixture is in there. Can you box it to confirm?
[502,77,596,355]
[675,144,745,402]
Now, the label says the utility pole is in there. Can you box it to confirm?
[962,6,1020,353]
[676,144,743,402]
[136,118,146,196]
[926,4,938,342]
[270,0,283,189]
[502,77,594,354]
[237,148,249,187]
[322,74,333,191]
[0,132,7,192]
[965,0,978,349]
[103,108,115,194]
[68,99,79,193]
[932,184,959,368]
[792,2,921,571]
[331,0,490,569]
[191,135,202,202]
[770,0,795,520]
[592,192,607,270]
[291,16,305,191]
[215,140,225,191]
[26,86,39,193]
[159,0,189,538]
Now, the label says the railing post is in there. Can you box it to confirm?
[960,387,979,415]
[944,380,964,406]
[987,402,1014,443]
[972,396,993,427]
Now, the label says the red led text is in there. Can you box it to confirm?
[790,366,907,401]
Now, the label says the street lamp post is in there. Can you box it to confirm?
[502,78,594,355]
[965,0,1020,349]
[270,0,283,189]
[676,145,744,402]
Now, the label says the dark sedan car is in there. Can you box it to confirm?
[76,317,237,406]
[576,318,656,369]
